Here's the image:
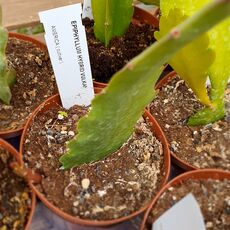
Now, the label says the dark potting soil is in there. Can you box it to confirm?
[150,76,230,170]
[83,18,156,83]
[0,147,32,230]
[23,103,166,221]
[0,37,57,132]
[145,178,230,230]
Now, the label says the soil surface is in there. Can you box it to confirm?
[145,178,230,230]
[83,18,156,83]
[0,37,57,132]
[0,147,32,230]
[23,103,166,221]
[150,76,230,170]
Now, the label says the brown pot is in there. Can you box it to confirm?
[19,90,171,227]
[0,32,49,139]
[93,5,159,88]
[141,169,230,230]
[0,138,36,230]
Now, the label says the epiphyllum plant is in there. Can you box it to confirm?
[155,0,230,125]
[60,0,230,169]
[91,0,159,46]
[0,6,16,104]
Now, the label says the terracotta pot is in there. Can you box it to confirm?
[20,90,170,227]
[93,5,159,88]
[0,138,36,230]
[141,169,230,230]
[0,32,48,139]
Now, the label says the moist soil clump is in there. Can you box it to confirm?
[146,178,230,230]
[23,103,165,220]
[83,18,156,83]
[0,37,57,132]
[0,147,32,230]
[150,76,230,170]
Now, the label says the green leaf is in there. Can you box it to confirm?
[60,0,230,169]
[157,0,230,125]
[189,11,230,125]
[91,0,134,47]
[0,6,16,104]
[155,2,215,107]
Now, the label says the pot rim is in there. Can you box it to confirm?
[0,32,48,139]
[0,138,36,230]
[141,169,230,230]
[20,91,170,227]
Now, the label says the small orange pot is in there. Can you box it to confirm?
[0,138,36,230]
[20,90,170,227]
[93,6,159,88]
[141,169,230,230]
[0,32,48,139]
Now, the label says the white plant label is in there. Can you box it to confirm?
[82,0,93,19]
[152,193,206,230]
[39,4,94,109]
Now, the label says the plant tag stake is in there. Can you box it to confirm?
[82,0,93,19]
[39,4,94,109]
[152,193,206,230]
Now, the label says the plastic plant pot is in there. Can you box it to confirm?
[141,169,230,230]
[19,89,171,227]
[0,138,36,230]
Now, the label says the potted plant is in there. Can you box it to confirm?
[87,0,160,87]
[20,0,229,227]
[141,169,230,230]
[149,0,230,171]
[20,89,170,227]
[0,6,58,139]
[0,138,36,230]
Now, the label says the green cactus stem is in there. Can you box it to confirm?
[91,0,134,47]
[60,0,230,169]
[0,6,16,105]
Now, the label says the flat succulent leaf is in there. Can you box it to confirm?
[159,0,230,125]
[189,14,230,125]
[155,4,215,107]
[60,0,230,169]
[188,103,225,126]
[91,0,134,46]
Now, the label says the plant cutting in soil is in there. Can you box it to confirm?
[144,177,230,229]
[87,0,160,83]
[0,6,58,134]
[150,76,230,170]
[0,146,32,230]
[154,0,230,126]
[58,0,230,170]
[148,0,230,170]
[22,99,167,220]
[83,17,156,83]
